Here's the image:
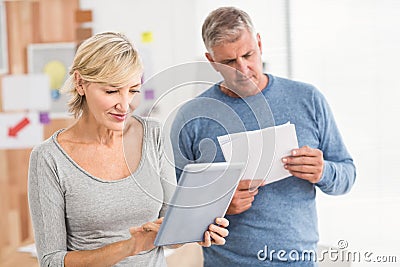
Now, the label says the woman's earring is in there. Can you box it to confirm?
[77,83,85,96]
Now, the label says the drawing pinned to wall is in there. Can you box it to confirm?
[8,117,30,137]
[1,74,51,111]
[0,1,8,74]
[43,60,67,100]
[0,112,44,149]
[28,43,76,115]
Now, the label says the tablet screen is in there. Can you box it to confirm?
[154,162,245,246]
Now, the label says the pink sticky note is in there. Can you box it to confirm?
[39,112,51,124]
[144,89,155,100]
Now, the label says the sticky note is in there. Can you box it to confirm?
[144,89,155,100]
[141,32,154,43]
[39,112,51,124]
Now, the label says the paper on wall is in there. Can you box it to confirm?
[1,74,51,111]
[0,112,43,149]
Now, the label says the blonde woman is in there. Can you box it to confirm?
[28,32,229,267]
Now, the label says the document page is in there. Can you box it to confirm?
[217,122,299,185]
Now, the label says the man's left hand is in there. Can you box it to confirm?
[282,145,324,183]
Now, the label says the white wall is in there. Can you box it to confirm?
[291,0,400,265]
[80,0,400,265]
[80,0,289,119]
[79,0,289,77]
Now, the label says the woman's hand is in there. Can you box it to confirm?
[198,217,229,247]
[128,218,163,255]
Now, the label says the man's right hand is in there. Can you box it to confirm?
[226,180,265,215]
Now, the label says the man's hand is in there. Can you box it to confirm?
[282,145,324,183]
[226,179,265,215]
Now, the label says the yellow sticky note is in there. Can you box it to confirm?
[141,31,154,43]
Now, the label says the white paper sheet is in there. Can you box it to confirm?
[217,122,299,185]
[1,74,51,111]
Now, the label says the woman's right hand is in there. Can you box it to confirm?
[128,217,163,255]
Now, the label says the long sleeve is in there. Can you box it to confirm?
[170,109,195,181]
[314,90,357,195]
[28,147,67,267]
[152,120,177,218]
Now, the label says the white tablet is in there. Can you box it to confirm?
[154,162,245,246]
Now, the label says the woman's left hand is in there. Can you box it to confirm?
[198,217,229,247]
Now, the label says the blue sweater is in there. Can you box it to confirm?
[170,74,356,266]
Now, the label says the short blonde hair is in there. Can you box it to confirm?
[61,32,143,118]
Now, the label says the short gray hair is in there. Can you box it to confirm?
[202,6,255,52]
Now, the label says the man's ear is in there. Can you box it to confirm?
[74,71,85,96]
[256,33,262,55]
[205,52,220,72]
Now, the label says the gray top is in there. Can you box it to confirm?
[28,116,177,267]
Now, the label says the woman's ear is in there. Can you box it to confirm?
[74,71,85,96]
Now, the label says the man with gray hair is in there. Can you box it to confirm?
[171,6,356,266]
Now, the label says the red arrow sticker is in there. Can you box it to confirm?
[8,117,30,137]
